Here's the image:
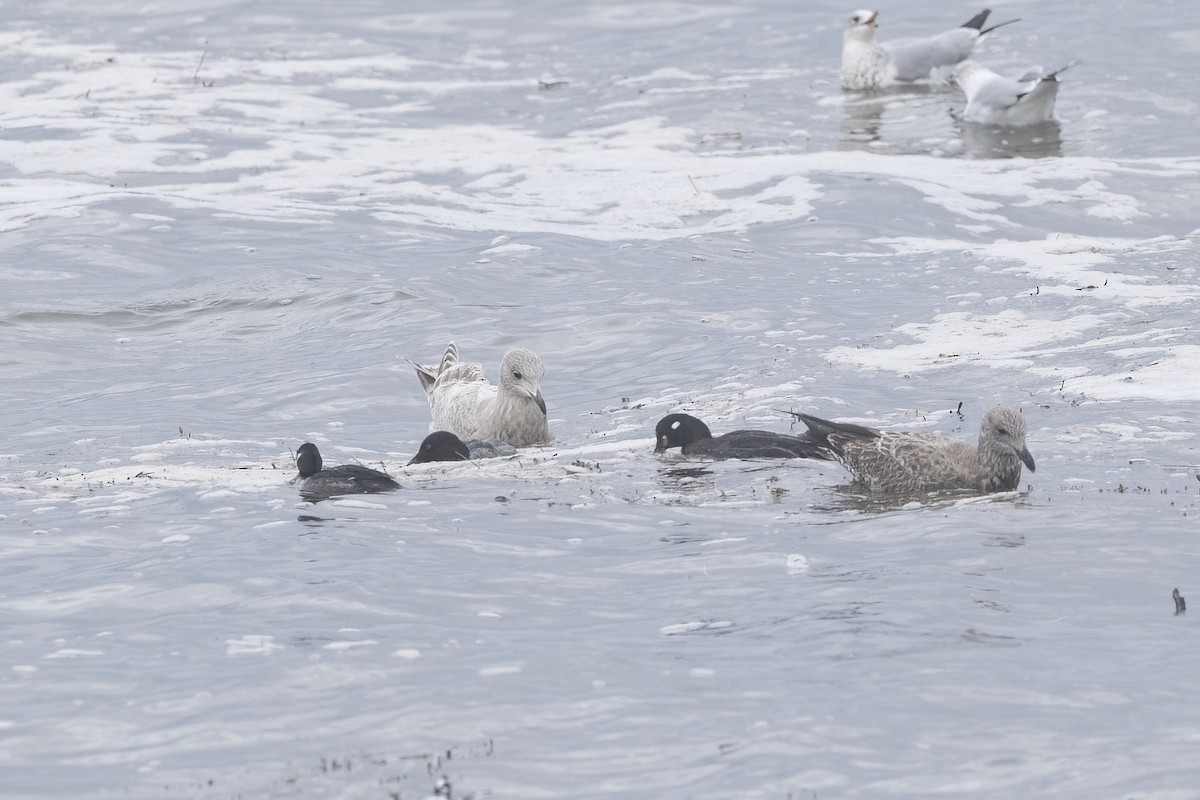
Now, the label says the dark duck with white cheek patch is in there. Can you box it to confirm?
[654,413,831,460]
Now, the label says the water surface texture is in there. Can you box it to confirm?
[2,1,1199,797]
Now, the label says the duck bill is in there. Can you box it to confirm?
[654,436,670,454]
[1018,447,1036,473]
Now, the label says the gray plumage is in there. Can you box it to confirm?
[841,8,1018,91]
[410,342,551,447]
[794,405,1035,496]
[956,60,1073,126]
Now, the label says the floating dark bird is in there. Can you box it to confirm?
[654,413,830,460]
[293,442,399,501]
[407,430,516,465]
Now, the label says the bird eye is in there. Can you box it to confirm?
[512,370,523,380]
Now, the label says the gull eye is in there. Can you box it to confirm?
[512,370,523,380]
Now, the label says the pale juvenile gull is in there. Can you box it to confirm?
[654,413,831,461]
[955,60,1075,126]
[410,342,550,447]
[407,430,518,464]
[790,405,1035,495]
[292,442,400,501]
[841,8,1019,91]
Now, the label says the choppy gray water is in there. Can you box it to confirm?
[2,1,1199,797]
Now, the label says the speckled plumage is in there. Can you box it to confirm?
[841,8,1011,91]
[796,405,1035,495]
[411,342,550,447]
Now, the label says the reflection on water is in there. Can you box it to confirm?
[839,86,1065,160]
[810,481,1038,516]
[956,118,1064,159]
[656,464,715,497]
[838,85,941,151]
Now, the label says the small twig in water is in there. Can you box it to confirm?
[192,41,214,87]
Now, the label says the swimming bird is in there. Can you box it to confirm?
[407,430,518,464]
[654,413,831,460]
[841,8,1019,91]
[790,405,1035,495]
[955,60,1074,126]
[293,442,400,500]
[411,342,550,447]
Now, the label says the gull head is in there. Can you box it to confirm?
[846,9,879,35]
[498,348,547,414]
[980,406,1036,474]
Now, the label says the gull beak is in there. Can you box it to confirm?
[865,11,878,26]
[534,390,547,416]
[1018,447,1036,473]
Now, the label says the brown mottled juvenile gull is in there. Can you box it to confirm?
[410,342,550,447]
[841,8,1019,91]
[792,405,1035,495]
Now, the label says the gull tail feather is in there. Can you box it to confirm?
[980,18,1020,36]
[410,342,461,394]
[1045,60,1080,80]
[960,9,992,30]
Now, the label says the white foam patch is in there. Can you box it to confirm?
[0,32,1195,240]
[479,664,523,677]
[825,233,1200,401]
[226,635,284,656]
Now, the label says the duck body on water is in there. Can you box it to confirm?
[293,442,400,501]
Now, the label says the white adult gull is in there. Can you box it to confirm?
[955,60,1075,126]
[841,8,1019,91]
[410,342,551,447]
[789,405,1035,496]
